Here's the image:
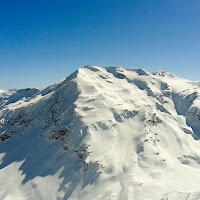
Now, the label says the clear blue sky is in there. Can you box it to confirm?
[0,0,200,89]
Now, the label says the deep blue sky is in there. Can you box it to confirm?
[0,0,200,89]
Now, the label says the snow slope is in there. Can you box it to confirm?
[0,66,200,200]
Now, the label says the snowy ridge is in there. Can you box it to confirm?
[0,66,200,200]
[6,88,39,104]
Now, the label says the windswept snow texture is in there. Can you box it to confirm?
[0,66,200,200]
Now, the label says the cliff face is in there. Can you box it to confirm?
[0,66,200,200]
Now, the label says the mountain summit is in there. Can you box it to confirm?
[0,66,200,200]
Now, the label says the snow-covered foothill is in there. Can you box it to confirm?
[0,89,17,107]
[6,88,39,105]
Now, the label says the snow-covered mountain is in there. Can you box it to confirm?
[0,89,17,107]
[0,66,200,200]
[0,89,16,99]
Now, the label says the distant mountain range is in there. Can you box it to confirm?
[0,66,200,200]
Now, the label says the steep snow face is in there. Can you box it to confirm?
[0,66,200,200]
